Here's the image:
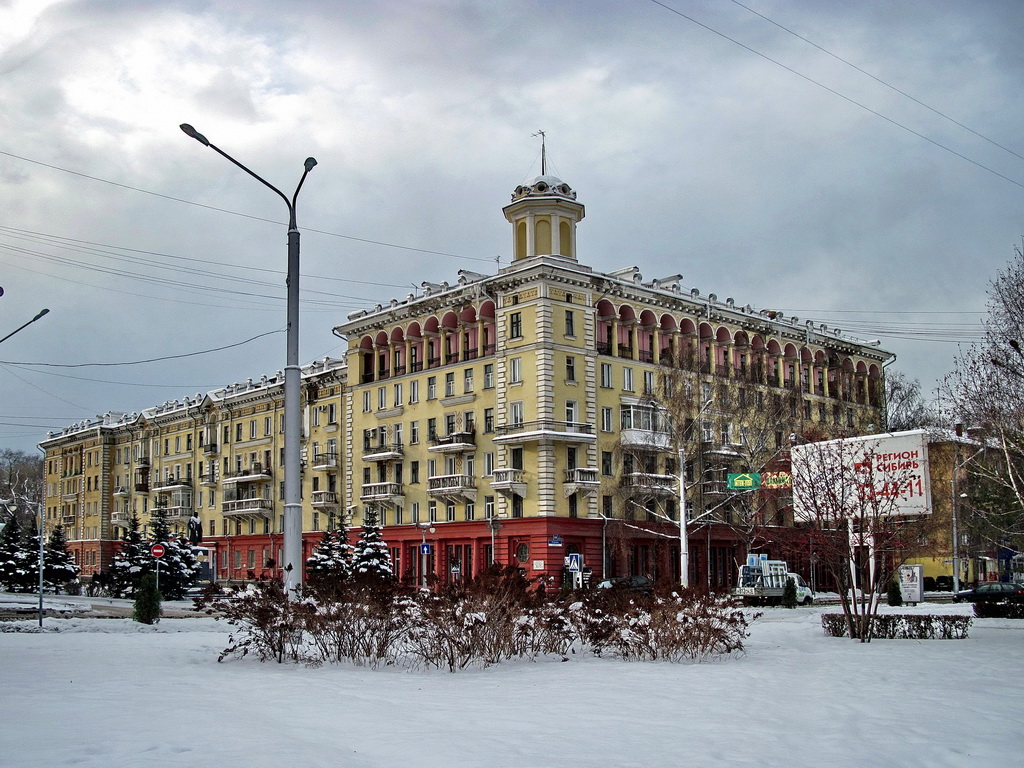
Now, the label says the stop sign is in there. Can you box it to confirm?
[151,543,166,558]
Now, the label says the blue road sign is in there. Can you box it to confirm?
[566,553,582,572]
[420,543,432,555]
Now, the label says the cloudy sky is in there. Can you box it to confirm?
[1,0,1021,454]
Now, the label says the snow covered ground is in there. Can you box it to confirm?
[0,594,1019,767]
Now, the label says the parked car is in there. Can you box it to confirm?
[952,582,1024,604]
[596,575,653,594]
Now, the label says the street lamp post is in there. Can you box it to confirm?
[416,522,435,589]
[0,308,50,345]
[677,399,713,590]
[180,123,316,597]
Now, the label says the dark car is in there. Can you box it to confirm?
[596,575,654,594]
[953,582,1024,604]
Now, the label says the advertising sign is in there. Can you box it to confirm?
[792,430,932,518]
[898,564,924,604]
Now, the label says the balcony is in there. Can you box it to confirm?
[621,473,679,497]
[61,513,76,525]
[62,488,79,501]
[427,474,477,502]
[493,420,595,445]
[359,482,403,505]
[153,505,191,522]
[152,476,192,493]
[222,497,272,518]
[110,509,129,526]
[222,464,272,484]
[564,467,600,497]
[428,430,475,453]
[199,472,218,487]
[134,480,149,493]
[311,451,340,471]
[362,443,404,462]
[136,456,151,468]
[700,441,744,460]
[113,486,130,498]
[203,442,218,455]
[490,468,527,498]
[620,428,673,451]
[312,490,340,508]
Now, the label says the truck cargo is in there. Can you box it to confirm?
[732,554,814,606]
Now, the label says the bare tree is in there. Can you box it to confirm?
[884,370,939,432]
[792,435,940,641]
[0,449,45,526]
[941,242,1024,544]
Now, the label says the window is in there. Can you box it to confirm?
[602,451,613,476]
[394,383,403,407]
[465,502,475,521]
[566,356,576,382]
[484,452,494,476]
[509,311,523,339]
[510,401,524,426]
[484,496,495,520]
[427,376,437,400]
[484,408,495,433]
[510,357,522,384]
[464,368,474,393]
[568,494,578,518]
[264,416,272,436]
[409,379,419,403]
[643,370,655,395]
[445,372,456,397]
[362,391,371,413]
[410,421,420,444]
[235,424,243,442]
[446,503,456,522]
[378,387,387,410]
[565,310,575,337]
[427,418,437,441]
[512,497,524,519]
[410,461,419,484]
[601,407,613,432]
[600,363,613,388]
[511,447,524,470]
[428,500,437,523]
[483,363,494,389]
[313,407,321,427]
[623,367,634,392]
[565,400,579,424]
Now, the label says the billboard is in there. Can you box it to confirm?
[792,429,932,518]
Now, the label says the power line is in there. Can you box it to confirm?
[0,329,283,368]
[729,0,1024,166]
[0,150,496,264]
[647,0,1024,191]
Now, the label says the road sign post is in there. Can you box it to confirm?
[151,543,165,594]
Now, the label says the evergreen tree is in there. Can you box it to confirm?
[306,520,355,592]
[133,572,162,624]
[148,511,199,600]
[43,525,81,594]
[351,508,393,582]
[782,576,798,609]
[108,513,153,597]
[0,514,33,592]
[887,578,904,607]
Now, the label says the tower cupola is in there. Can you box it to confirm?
[503,135,584,262]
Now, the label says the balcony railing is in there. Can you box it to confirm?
[427,474,476,499]
[565,467,600,486]
[312,490,340,507]
[152,476,193,493]
[359,482,403,503]
[203,442,218,455]
[428,430,476,453]
[110,509,129,526]
[62,513,77,525]
[222,464,272,483]
[199,472,218,486]
[222,497,272,517]
[113,486,130,497]
[362,443,404,462]
[311,451,340,471]
[494,420,595,443]
[622,473,679,495]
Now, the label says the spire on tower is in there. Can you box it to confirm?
[532,129,547,175]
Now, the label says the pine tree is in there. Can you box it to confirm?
[133,572,162,624]
[782,576,798,609]
[0,514,32,592]
[887,578,904,607]
[108,513,153,598]
[306,522,355,593]
[351,507,393,582]
[148,511,199,600]
[43,525,81,594]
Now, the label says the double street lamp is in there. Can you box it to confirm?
[180,124,316,596]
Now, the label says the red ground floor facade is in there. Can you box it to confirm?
[69,518,837,592]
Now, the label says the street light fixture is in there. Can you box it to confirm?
[0,307,50,345]
[416,522,435,589]
[180,123,317,597]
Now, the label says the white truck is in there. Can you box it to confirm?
[732,555,814,606]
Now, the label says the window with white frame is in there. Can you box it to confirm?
[601,407,613,432]
[510,401,524,426]
[483,363,494,389]
[409,379,419,403]
[600,362,613,388]
[623,367,634,391]
[510,357,522,384]
[445,372,455,397]
[464,368,474,393]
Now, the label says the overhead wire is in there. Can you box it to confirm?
[647,0,1024,190]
